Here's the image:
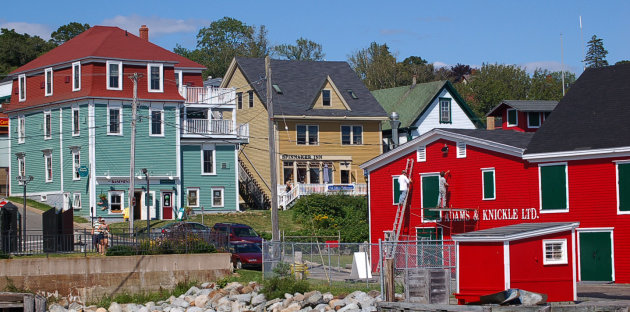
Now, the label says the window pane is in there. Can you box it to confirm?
[213,190,222,206]
[310,167,320,183]
[353,126,362,144]
[109,64,119,88]
[188,190,198,206]
[74,65,80,89]
[237,93,243,109]
[322,90,331,106]
[528,112,540,127]
[341,126,351,145]
[308,125,318,144]
[45,114,51,137]
[483,171,494,199]
[150,66,160,90]
[248,91,254,107]
[109,109,120,133]
[73,110,80,135]
[297,125,306,145]
[297,166,307,183]
[619,163,630,211]
[341,170,350,184]
[508,110,517,125]
[541,165,567,210]
[203,150,214,173]
[440,100,451,123]
[151,110,162,135]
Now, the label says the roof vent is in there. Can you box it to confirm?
[272,84,282,94]
[347,89,358,99]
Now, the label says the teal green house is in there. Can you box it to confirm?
[4,26,248,221]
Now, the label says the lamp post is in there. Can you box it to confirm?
[389,112,400,150]
[141,168,150,235]
[16,175,33,252]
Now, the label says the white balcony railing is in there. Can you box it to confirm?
[179,86,235,105]
[184,119,249,138]
[278,183,367,209]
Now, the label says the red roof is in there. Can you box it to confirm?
[11,26,204,74]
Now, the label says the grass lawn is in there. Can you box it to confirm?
[5,196,53,212]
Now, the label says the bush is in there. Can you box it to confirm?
[106,245,135,256]
[262,276,310,300]
[107,235,216,256]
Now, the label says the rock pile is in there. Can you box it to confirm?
[47,281,382,312]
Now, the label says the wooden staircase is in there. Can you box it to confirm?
[238,158,270,210]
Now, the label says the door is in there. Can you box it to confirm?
[162,191,173,220]
[579,231,613,282]
[133,192,142,220]
[421,175,440,221]
[417,227,443,267]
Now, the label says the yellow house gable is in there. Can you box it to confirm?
[311,76,351,111]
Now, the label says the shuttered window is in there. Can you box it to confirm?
[540,164,568,211]
[482,169,495,200]
[619,163,630,212]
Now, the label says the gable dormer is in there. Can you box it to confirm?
[311,76,351,110]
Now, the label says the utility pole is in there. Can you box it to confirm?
[128,73,142,234]
[266,56,279,242]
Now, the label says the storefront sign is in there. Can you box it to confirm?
[160,179,176,184]
[327,184,355,191]
[281,154,323,160]
[439,208,540,222]
[78,165,89,177]
[0,118,8,128]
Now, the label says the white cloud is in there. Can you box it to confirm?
[521,61,577,74]
[101,15,207,37]
[0,21,52,39]
[433,61,450,69]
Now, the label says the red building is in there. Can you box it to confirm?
[485,100,557,132]
[361,64,630,283]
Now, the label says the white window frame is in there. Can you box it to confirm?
[543,239,568,265]
[248,90,254,108]
[73,193,82,210]
[481,168,496,200]
[72,106,80,136]
[211,187,224,208]
[18,115,25,144]
[149,105,164,136]
[107,104,123,135]
[392,175,401,205]
[147,63,164,93]
[416,146,426,162]
[44,67,53,96]
[72,150,81,181]
[17,156,25,185]
[106,61,123,90]
[456,142,467,158]
[296,124,319,145]
[72,61,81,91]
[44,152,53,183]
[616,160,630,215]
[341,125,363,145]
[201,144,216,175]
[108,190,124,214]
[187,188,200,208]
[44,110,52,140]
[18,74,26,102]
[527,112,541,128]
[507,108,518,127]
[538,162,570,213]
[174,70,183,88]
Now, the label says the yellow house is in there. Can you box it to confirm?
[221,57,388,209]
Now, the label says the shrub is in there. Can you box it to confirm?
[107,235,216,256]
[106,245,135,256]
[262,276,310,300]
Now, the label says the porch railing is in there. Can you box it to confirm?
[178,86,235,105]
[184,119,248,138]
[278,183,367,209]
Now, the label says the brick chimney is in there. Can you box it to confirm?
[139,25,149,41]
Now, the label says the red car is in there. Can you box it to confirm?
[229,242,262,270]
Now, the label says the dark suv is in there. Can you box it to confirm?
[212,223,262,245]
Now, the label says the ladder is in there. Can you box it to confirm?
[387,158,414,258]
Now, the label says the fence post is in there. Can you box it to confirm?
[384,258,395,302]
[379,239,384,298]
[364,243,369,288]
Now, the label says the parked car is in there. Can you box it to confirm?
[229,241,262,269]
[153,222,211,236]
[212,223,262,246]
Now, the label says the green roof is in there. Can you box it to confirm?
[372,80,482,130]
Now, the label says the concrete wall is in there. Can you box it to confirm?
[0,253,232,302]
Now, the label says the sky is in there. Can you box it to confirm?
[2,0,629,76]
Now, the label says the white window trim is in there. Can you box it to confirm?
[416,145,426,162]
[18,74,26,102]
[72,61,81,91]
[248,90,254,108]
[44,110,52,140]
[18,115,25,144]
[72,106,80,136]
[106,61,123,90]
[44,67,53,96]
[392,175,401,205]
[481,168,496,200]
[527,112,541,128]
[456,142,467,158]
[73,193,82,210]
[322,89,331,106]
[149,105,164,137]
[543,239,568,265]
[211,187,224,208]
[507,108,518,127]
[340,125,363,145]
[187,187,200,208]
[147,63,164,93]
[201,144,216,175]
[72,150,81,181]
[144,190,156,210]
[174,70,183,88]
[420,172,442,222]
[17,156,25,185]
[108,190,125,214]
[296,124,319,145]
[538,162,569,213]
[44,152,53,183]
[616,160,630,215]
[107,104,123,135]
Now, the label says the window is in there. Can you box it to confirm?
[507,109,518,126]
[108,106,122,135]
[283,161,294,184]
[340,170,350,184]
[44,111,52,139]
[18,74,26,101]
[297,125,318,145]
[72,150,80,180]
[482,168,495,200]
[456,142,467,158]
[248,90,254,108]
[439,98,451,123]
[72,62,81,91]
[617,161,630,213]
[174,70,182,88]
[17,115,25,144]
[528,112,541,128]
[73,193,81,210]
[310,166,320,183]
[45,68,53,96]
[45,152,53,182]
[17,156,25,183]
[543,239,567,265]
[72,107,80,136]
[237,92,243,109]
[392,176,401,205]
[150,106,163,136]
[539,163,568,211]
[187,188,199,207]
[322,90,331,106]
[202,145,215,174]
[109,191,123,213]
[106,61,122,90]
[212,188,224,207]
[341,125,363,145]
[147,63,163,92]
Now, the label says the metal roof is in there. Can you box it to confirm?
[452,222,579,242]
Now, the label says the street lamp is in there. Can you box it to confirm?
[141,168,150,235]
[16,175,33,253]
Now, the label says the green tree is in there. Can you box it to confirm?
[451,63,472,82]
[273,37,325,61]
[528,69,576,100]
[615,60,630,65]
[50,22,90,45]
[0,28,56,76]
[398,56,439,85]
[348,42,400,90]
[584,35,608,68]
